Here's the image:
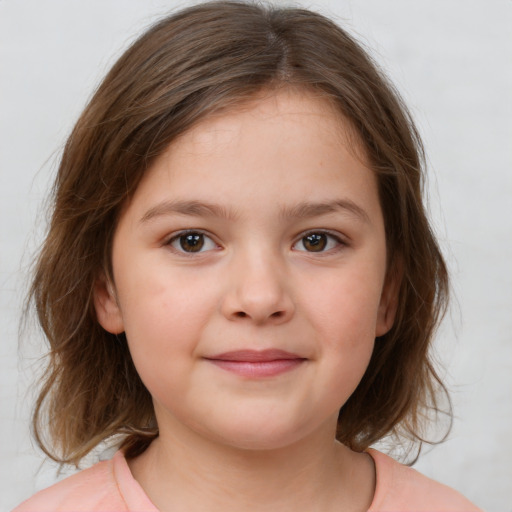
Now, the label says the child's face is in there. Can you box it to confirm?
[95,89,397,451]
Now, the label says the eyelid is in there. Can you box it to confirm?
[292,229,348,253]
[165,229,220,255]
[162,228,348,255]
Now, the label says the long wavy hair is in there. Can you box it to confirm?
[28,0,450,466]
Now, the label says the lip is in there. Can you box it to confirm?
[205,349,307,378]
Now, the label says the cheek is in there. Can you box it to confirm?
[301,264,382,401]
[115,264,223,381]
[117,256,214,329]
[118,284,197,405]
[307,268,384,343]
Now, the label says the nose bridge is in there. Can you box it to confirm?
[222,240,294,324]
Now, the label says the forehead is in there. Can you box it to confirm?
[122,88,379,223]
[176,88,366,161]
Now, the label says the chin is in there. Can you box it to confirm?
[203,415,321,453]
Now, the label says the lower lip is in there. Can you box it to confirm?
[207,359,305,377]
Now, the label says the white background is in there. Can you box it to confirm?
[1,0,511,510]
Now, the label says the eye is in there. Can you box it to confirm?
[293,231,344,253]
[167,231,218,254]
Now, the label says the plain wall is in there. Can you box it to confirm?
[1,0,511,510]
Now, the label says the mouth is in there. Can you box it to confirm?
[204,349,307,378]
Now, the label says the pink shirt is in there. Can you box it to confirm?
[13,449,482,511]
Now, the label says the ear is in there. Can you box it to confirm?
[93,272,125,334]
[375,260,402,337]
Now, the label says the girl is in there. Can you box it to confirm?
[14,1,482,510]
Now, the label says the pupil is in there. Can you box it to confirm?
[304,233,327,252]
[180,233,204,252]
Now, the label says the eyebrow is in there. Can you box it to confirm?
[140,200,239,223]
[279,200,370,224]
[139,199,370,224]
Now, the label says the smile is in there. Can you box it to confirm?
[204,349,307,378]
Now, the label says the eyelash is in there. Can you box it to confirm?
[166,230,219,255]
[293,230,346,254]
[165,229,347,255]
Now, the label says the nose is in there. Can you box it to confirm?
[220,250,295,325]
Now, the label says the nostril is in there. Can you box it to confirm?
[233,310,285,320]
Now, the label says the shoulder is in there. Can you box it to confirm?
[12,453,128,512]
[367,449,483,512]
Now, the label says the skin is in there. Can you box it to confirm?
[94,88,399,512]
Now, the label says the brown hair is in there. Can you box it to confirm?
[29,0,449,466]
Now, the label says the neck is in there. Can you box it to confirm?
[128,418,375,512]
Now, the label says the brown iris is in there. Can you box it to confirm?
[302,233,327,252]
[179,233,204,252]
